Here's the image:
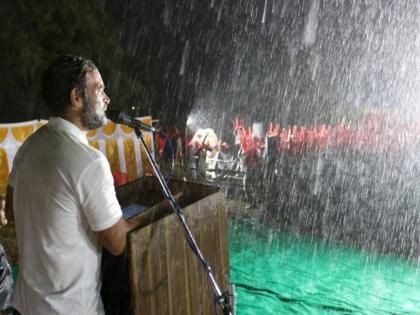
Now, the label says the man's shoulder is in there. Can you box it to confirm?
[46,125,103,160]
[16,125,105,169]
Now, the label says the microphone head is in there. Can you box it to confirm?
[106,110,156,133]
[107,111,128,124]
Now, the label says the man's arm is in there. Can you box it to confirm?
[97,192,183,256]
[96,219,129,256]
[5,185,13,223]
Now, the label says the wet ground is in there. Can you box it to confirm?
[229,217,420,314]
[2,195,419,314]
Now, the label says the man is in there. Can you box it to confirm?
[5,55,146,314]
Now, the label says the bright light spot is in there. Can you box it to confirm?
[187,115,194,126]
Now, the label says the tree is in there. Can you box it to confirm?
[0,0,123,122]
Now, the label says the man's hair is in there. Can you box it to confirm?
[41,55,97,114]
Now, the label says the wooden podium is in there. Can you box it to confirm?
[101,176,231,315]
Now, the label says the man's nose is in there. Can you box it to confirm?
[104,92,110,105]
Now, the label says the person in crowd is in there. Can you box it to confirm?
[168,126,184,178]
[243,135,264,207]
[170,126,184,167]
[4,55,149,315]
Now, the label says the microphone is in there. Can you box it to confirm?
[107,111,157,133]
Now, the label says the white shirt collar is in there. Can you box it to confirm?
[47,117,89,145]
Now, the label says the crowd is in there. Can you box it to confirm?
[112,112,420,212]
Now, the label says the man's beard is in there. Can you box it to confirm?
[81,94,106,130]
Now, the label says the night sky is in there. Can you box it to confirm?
[3,0,420,129]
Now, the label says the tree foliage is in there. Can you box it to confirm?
[0,0,123,122]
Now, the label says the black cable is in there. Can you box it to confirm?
[235,282,356,313]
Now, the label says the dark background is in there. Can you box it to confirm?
[2,0,420,131]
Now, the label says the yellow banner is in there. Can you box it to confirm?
[0,149,9,195]
[0,117,155,191]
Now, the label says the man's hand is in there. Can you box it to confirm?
[156,192,184,212]
[98,191,184,256]
[127,191,184,231]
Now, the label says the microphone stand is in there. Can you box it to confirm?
[134,128,233,315]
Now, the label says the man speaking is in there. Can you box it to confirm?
[5,55,145,315]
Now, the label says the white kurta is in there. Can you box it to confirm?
[9,117,122,315]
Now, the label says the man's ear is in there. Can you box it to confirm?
[70,88,83,108]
